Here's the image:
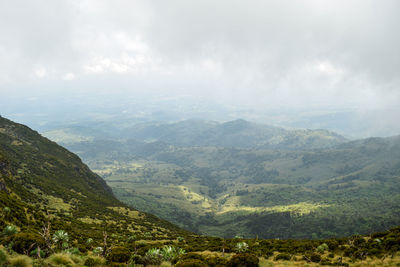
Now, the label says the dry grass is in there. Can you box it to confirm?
[8,255,33,267]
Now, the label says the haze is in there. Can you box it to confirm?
[1,0,399,138]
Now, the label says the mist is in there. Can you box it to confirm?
[1,0,399,138]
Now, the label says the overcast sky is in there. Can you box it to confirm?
[1,0,399,136]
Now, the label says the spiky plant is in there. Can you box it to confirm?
[235,242,249,253]
[52,230,69,251]
[2,225,18,237]
[161,246,186,261]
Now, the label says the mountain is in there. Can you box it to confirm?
[43,119,347,151]
[119,119,347,150]
[0,115,186,246]
[49,118,400,239]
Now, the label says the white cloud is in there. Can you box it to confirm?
[34,67,47,78]
[0,0,399,136]
[62,73,75,80]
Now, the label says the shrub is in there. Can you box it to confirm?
[303,253,321,263]
[2,225,18,237]
[161,246,186,261]
[127,254,142,265]
[160,261,173,267]
[173,252,206,264]
[52,230,69,251]
[235,242,249,253]
[29,247,45,258]
[141,248,163,266]
[316,243,329,253]
[8,255,33,267]
[106,246,131,263]
[227,253,259,267]
[274,253,291,261]
[93,247,104,256]
[176,259,209,267]
[11,233,45,255]
[0,248,9,266]
[84,255,106,266]
[45,252,75,266]
[204,256,228,267]
[66,247,81,255]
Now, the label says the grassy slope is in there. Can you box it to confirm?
[0,116,187,246]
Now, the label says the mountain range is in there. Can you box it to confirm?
[42,118,400,239]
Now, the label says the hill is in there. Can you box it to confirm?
[44,119,347,150]
[0,115,186,247]
[50,119,400,239]
[1,116,400,266]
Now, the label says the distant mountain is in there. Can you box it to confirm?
[0,116,185,244]
[120,119,347,150]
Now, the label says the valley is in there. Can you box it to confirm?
[44,119,400,239]
[1,115,400,266]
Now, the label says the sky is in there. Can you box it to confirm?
[0,0,399,137]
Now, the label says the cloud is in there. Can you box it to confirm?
[0,0,399,136]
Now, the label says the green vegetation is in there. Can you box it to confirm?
[1,115,400,266]
[69,134,400,239]
[0,116,187,248]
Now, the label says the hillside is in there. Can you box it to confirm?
[125,119,347,150]
[44,119,347,150]
[1,116,400,266]
[0,115,186,247]
[48,119,400,239]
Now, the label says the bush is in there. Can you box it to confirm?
[160,261,173,267]
[173,252,205,264]
[204,256,228,267]
[2,225,18,237]
[274,253,291,261]
[0,248,9,266]
[235,242,249,253]
[8,255,33,267]
[45,252,76,266]
[227,253,259,267]
[11,233,45,255]
[161,246,186,261]
[303,253,321,263]
[106,246,131,263]
[176,259,209,267]
[141,248,163,266]
[316,243,329,253]
[84,255,106,266]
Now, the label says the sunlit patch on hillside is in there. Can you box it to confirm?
[217,201,331,216]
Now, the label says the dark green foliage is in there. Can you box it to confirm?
[0,116,188,246]
[106,246,131,263]
[10,232,45,255]
[128,254,142,264]
[0,248,8,266]
[274,253,291,261]
[227,253,259,267]
[310,253,321,263]
[72,119,400,239]
[176,259,209,267]
[204,256,228,267]
[84,257,97,266]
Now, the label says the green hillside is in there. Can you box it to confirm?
[44,119,347,150]
[1,116,400,266]
[0,115,186,247]
[51,119,400,239]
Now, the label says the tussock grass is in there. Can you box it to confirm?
[45,252,82,266]
[8,255,33,267]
